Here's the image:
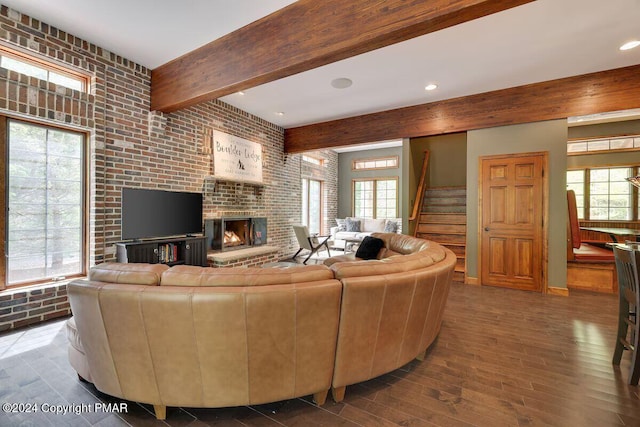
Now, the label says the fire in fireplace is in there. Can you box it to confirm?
[205,217,267,251]
[224,231,243,246]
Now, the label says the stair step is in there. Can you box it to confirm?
[416,223,466,235]
[419,213,466,224]
[423,205,466,214]
[416,233,466,245]
[452,270,465,282]
[423,196,466,206]
[444,245,466,256]
[424,187,467,198]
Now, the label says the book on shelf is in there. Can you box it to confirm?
[158,243,179,263]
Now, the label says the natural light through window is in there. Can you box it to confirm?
[0,47,87,92]
[352,156,398,171]
[353,178,397,219]
[7,120,85,285]
[567,167,637,221]
[567,135,640,154]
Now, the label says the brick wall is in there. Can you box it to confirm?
[0,6,337,331]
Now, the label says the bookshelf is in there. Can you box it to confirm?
[116,236,207,266]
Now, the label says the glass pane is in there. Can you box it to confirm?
[566,170,584,182]
[49,71,83,91]
[590,208,608,220]
[566,183,583,195]
[354,180,374,219]
[610,181,630,195]
[590,182,609,194]
[308,180,321,234]
[375,179,397,219]
[590,169,609,182]
[587,140,610,151]
[7,120,84,284]
[590,195,609,207]
[609,208,631,221]
[1,55,47,80]
[610,168,631,181]
[610,138,633,150]
[567,142,587,153]
[301,179,308,226]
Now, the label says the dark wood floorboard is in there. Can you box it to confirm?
[0,282,639,426]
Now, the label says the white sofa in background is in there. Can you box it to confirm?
[330,217,401,249]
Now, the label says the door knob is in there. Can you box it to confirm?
[484,227,490,231]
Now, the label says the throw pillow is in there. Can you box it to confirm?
[335,218,346,232]
[345,218,361,232]
[384,220,398,233]
[355,236,385,260]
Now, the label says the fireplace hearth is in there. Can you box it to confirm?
[205,217,267,251]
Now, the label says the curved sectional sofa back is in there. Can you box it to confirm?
[68,263,342,409]
[67,233,456,413]
[327,232,456,394]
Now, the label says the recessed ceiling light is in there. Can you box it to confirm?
[424,83,438,91]
[331,78,353,89]
[275,112,285,116]
[238,91,245,96]
[620,40,640,51]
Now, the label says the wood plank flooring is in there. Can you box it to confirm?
[0,282,638,426]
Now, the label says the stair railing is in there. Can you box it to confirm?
[409,150,430,222]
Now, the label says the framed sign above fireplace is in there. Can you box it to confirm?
[212,130,263,184]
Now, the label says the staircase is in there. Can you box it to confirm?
[414,187,466,282]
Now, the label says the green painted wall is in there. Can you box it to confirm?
[337,146,403,220]
[407,133,467,235]
[567,119,640,168]
[466,120,568,288]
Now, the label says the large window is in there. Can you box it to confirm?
[302,178,322,234]
[5,119,85,286]
[353,178,398,219]
[567,167,639,221]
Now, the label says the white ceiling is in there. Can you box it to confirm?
[2,0,640,131]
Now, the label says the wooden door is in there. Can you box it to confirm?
[480,153,546,292]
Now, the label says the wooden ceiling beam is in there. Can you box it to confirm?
[284,64,640,153]
[150,0,534,112]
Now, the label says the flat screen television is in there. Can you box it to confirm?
[121,188,203,240]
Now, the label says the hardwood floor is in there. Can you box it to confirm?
[0,282,638,426]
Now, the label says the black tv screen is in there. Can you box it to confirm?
[121,188,203,240]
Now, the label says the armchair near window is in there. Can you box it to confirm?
[292,225,331,264]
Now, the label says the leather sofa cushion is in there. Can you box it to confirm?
[161,264,334,287]
[90,263,168,286]
[65,316,84,353]
[371,233,434,255]
[330,251,437,279]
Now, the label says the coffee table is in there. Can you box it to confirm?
[344,236,363,253]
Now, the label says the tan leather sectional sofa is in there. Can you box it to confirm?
[66,233,456,419]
